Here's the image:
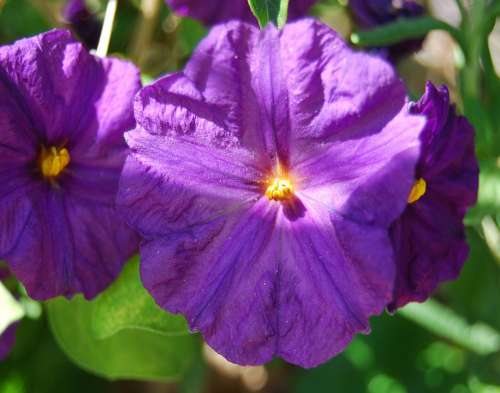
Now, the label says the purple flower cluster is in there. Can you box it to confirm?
[0,1,478,368]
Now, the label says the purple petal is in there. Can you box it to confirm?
[181,22,275,165]
[0,324,17,361]
[140,195,395,367]
[0,29,134,147]
[117,127,263,239]
[296,106,424,227]
[389,82,479,311]
[280,20,406,146]
[5,189,137,300]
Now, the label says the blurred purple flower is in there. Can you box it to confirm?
[0,325,16,361]
[0,30,140,300]
[350,0,425,60]
[118,19,424,367]
[63,0,101,49]
[0,268,17,361]
[389,82,479,311]
[165,0,319,25]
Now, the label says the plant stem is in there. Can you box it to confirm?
[453,0,466,20]
[129,0,162,66]
[96,0,118,58]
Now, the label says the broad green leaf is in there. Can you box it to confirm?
[398,299,500,356]
[248,0,290,28]
[47,296,199,382]
[178,17,207,57]
[0,282,23,335]
[350,16,463,49]
[92,259,189,339]
[0,0,51,44]
[466,160,500,225]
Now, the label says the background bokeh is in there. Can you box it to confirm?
[0,1,499,392]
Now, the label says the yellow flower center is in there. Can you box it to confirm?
[39,146,70,178]
[407,178,427,204]
[265,177,294,201]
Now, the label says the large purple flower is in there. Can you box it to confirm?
[165,0,319,26]
[118,20,425,367]
[389,82,479,311]
[350,0,425,59]
[63,0,102,49]
[0,30,140,300]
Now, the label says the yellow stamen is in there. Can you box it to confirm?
[407,178,427,204]
[39,146,70,178]
[265,177,294,201]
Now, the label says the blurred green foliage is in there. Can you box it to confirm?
[0,0,499,392]
[47,294,198,382]
[91,259,189,340]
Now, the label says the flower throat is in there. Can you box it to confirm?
[39,146,70,178]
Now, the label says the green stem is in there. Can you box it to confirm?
[454,0,467,20]
[128,0,162,66]
[96,0,118,58]
[351,16,464,50]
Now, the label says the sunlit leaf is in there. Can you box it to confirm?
[47,295,199,381]
[92,258,189,339]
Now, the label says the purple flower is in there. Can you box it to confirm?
[0,30,140,300]
[118,19,424,367]
[389,82,479,311]
[0,325,16,361]
[0,267,17,361]
[350,0,425,59]
[165,0,319,26]
[63,0,102,49]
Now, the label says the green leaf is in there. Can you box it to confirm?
[398,299,500,356]
[248,0,290,28]
[178,17,207,58]
[91,258,189,339]
[350,16,463,49]
[47,295,199,382]
[0,0,51,44]
[466,160,500,225]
